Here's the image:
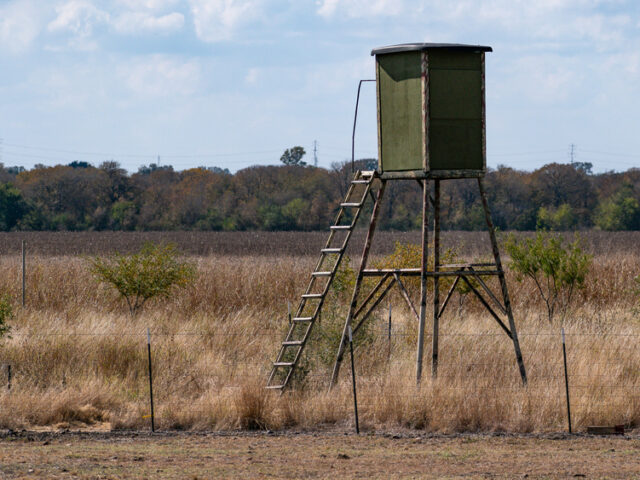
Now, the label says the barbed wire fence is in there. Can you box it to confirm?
[1,327,638,432]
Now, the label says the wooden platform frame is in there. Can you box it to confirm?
[329,173,527,387]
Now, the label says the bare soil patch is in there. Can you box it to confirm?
[0,431,638,479]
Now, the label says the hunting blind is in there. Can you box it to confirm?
[375,44,489,177]
[268,43,527,392]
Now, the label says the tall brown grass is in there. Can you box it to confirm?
[0,235,638,432]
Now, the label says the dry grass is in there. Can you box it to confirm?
[0,233,638,433]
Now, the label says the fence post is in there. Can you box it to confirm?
[348,325,359,435]
[562,328,572,434]
[6,364,11,390]
[147,328,155,433]
[388,302,392,361]
[21,240,26,307]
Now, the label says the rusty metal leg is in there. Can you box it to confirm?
[416,179,430,386]
[330,180,387,389]
[477,178,527,385]
[432,180,440,379]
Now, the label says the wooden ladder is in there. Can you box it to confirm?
[266,170,376,391]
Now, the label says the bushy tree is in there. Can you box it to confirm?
[536,204,577,231]
[593,183,640,231]
[280,146,306,166]
[0,184,30,230]
[91,242,196,316]
[505,231,591,323]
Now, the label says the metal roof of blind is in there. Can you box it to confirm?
[371,43,492,56]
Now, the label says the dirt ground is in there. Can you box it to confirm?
[0,430,639,479]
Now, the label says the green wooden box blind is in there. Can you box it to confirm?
[372,43,492,178]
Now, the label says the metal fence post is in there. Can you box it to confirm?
[21,240,26,307]
[562,328,572,434]
[348,326,359,434]
[147,328,155,432]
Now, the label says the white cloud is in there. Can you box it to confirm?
[48,0,109,37]
[118,55,202,97]
[244,67,260,85]
[189,0,263,42]
[113,11,185,34]
[0,0,42,54]
[317,0,404,18]
[115,0,181,11]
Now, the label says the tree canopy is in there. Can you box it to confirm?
[0,160,640,231]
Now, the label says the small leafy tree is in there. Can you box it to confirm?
[280,146,306,166]
[91,242,196,316]
[504,231,591,323]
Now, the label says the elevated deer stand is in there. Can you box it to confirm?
[267,43,526,391]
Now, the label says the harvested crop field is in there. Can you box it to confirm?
[1,431,639,479]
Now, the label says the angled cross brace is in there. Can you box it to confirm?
[393,273,419,322]
[459,274,512,337]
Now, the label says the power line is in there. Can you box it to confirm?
[2,141,282,159]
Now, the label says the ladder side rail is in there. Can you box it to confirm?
[278,176,375,388]
[330,179,387,389]
[268,171,375,390]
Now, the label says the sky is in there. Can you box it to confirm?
[1,0,640,174]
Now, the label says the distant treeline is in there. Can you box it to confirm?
[0,159,639,231]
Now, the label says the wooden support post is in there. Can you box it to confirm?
[330,180,386,389]
[478,178,527,385]
[432,179,440,379]
[416,179,430,386]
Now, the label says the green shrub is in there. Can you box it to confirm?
[90,242,196,316]
[0,294,12,339]
[505,231,591,323]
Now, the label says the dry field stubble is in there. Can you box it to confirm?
[1,432,639,479]
[0,231,638,433]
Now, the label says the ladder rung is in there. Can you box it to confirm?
[273,362,294,367]
[282,340,303,346]
[330,225,352,230]
[321,248,342,254]
[266,385,284,389]
[312,271,332,277]
[293,317,313,322]
[302,293,323,299]
[340,202,362,207]
[351,179,369,184]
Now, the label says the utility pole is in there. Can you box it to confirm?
[313,140,318,168]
